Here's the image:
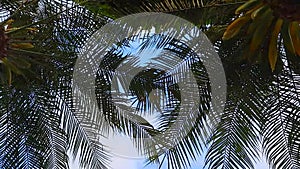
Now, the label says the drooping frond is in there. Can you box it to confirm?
[0,0,112,168]
[74,0,243,27]
[262,47,300,169]
[205,66,269,169]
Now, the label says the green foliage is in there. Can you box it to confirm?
[1,0,300,169]
[223,0,300,71]
[0,0,110,168]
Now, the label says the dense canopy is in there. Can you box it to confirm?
[0,0,300,169]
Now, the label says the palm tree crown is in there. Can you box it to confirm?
[0,0,300,169]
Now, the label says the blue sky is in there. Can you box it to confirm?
[70,146,270,169]
[70,120,270,169]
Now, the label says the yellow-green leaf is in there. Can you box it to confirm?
[11,43,34,49]
[250,9,274,52]
[5,19,14,26]
[251,5,269,19]
[268,19,283,71]
[283,22,296,54]
[26,27,38,32]
[235,0,260,14]
[246,5,268,35]
[222,15,251,40]
[290,21,300,56]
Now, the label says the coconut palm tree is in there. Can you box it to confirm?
[1,0,300,169]
[0,0,111,168]
[75,1,300,169]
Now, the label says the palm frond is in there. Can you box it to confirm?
[262,47,300,169]
[0,0,112,168]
